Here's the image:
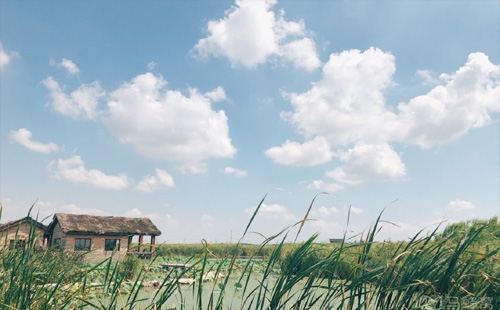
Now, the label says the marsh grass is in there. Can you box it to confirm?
[0,198,498,310]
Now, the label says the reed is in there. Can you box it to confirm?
[0,198,498,310]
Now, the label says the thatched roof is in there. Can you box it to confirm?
[0,216,47,232]
[51,213,161,236]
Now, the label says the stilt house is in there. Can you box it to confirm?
[46,213,161,262]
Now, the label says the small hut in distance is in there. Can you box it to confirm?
[46,213,161,262]
[0,216,48,249]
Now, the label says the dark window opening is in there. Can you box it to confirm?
[9,239,26,250]
[75,238,91,251]
[105,239,120,251]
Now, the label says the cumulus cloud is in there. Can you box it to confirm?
[306,180,343,193]
[415,69,439,85]
[326,143,406,185]
[0,43,18,68]
[272,50,498,187]
[265,136,333,166]
[281,50,499,149]
[447,199,476,211]
[395,52,500,148]
[244,203,296,221]
[50,58,80,76]
[204,86,227,102]
[50,155,130,190]
[42,76,104,119]
[310,206,338,218]
[42,68,235,173]
[103,73,235,170]
[281,47,397,146]
[9,128,59,153]
[224,166,247,177]
[281,37,321,71]
[193,0,320,70]
[136,169,175,192]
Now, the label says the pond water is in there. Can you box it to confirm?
[111,275,343,310]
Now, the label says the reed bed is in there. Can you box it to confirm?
[0,199,498,310]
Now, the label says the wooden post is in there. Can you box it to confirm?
[127,236,133,252]
[150,235,156,254]
[138,235,143,252]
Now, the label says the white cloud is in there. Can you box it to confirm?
[309,220,344,239]
[326,143,406,185]
[311,206,338,218]
[415,69,439,85]
[447,199,476,211]
[178,162,208,174]
[0,43,18,68]
[306,180,343,193]
[396,52,500,148]
[9,128,59,153]
[282,50,499,150]
[103,73,236,170]
[123,208,165,222]
[42,76,104,119]
[136,169,175,192]
[281,47,397,146]
[265,136,333,166]
[349,206,363,215]
[50,155,130,190]
[281,38,321,71]
[50,58,80,76]
[192,0,320,70]
[224,166,248,177]
[244,203,296,221]
[147,61,157,70]
[62,58,80,75]
[204,86,227,102]
[272,50,499,189]
[124,208,143,217]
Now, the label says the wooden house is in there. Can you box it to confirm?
[0,216,48,249]
[46,213,161,262]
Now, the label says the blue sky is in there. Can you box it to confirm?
[1,0,499,243]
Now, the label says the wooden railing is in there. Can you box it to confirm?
[127,251,153,259]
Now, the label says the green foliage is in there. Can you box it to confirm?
[436,216,500,247]
[155,242,277,259]
[1,202,499,309]
[119,255,142,280]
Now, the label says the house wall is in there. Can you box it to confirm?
[63,234,130,263]
[0,223,45,248]
[51,222,65,247]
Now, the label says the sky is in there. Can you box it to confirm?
[0,0,499,244]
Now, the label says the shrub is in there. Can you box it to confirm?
[120,254,141,280]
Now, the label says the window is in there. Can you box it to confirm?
[105,239,120,251]
[9,239,26,250]
[53,238,61,246]
[74,238,91,251]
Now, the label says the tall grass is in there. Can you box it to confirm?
[0,199,498,310]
